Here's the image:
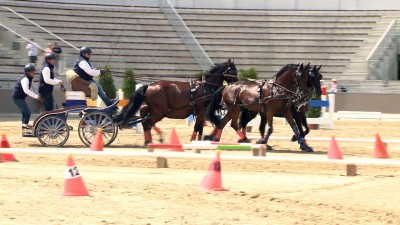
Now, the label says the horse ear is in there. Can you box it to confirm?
[317,65,322,71]
[300,63,304,70]
[307,62,310,68]
[312,65,316,71]
[228,58,232,63]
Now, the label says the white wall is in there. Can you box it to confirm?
[134,0,400,10]
[30,0,400,10]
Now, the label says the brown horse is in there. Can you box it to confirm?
[238,65,323,143]
[206,63,314,152]
[113,59,238,145]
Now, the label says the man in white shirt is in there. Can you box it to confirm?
[73,46,114,106]
[26,38,38,66]
[12,64,41,131]
[39,53,64,111]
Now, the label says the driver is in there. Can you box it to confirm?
[73,46,114,106]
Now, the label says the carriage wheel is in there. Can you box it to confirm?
[36,116,70,147]
[78,112,117,147]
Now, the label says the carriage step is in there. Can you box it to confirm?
[22,131,35,137]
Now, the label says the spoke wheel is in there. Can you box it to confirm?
[78,112,117,147]
[36,116,69,147]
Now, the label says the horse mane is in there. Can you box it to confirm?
[206,62,226,75]
[275,64,297,79]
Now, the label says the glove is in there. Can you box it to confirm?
[100,69,107,75]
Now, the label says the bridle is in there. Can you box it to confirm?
[203,64,238,88]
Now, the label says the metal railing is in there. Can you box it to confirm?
[366,19,399,82]
[158,0,214,71]
[1,6,79,51]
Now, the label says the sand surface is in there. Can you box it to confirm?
[1,115,400,225]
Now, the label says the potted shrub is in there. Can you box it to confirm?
[306,93,322,129]
[122,68,137,99]
[239,68,258,80]
[99,66,116,99]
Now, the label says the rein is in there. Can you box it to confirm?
[233,69,306,108]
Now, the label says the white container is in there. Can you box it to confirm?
[116,89,124,100]
[65,91,86,100]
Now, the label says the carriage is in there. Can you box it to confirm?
[23,99,122,147]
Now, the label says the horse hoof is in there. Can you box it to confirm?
[144,140,153,146]
[291,135,297,142]
[213,138,220,142]
[300,144,313,153]
[256,139,266,144]
[159,138,164,143]
[203,135,215,141]
[267,145,273,150]
[238,138,250,143]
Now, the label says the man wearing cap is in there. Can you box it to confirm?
[12,64,41,131]
[39,53,64,111]
[73,46,113,106]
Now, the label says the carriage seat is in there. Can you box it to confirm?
[66,70,98,100]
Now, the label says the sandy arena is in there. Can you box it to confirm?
[1,114,400,225]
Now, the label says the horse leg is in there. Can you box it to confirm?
[229,107,248,143]
[238,108,257,138]
[142,114,163,146]
[291,110,303,142]
[213,108,235,142]
[284,110,313,152]
[197,118,204,141]
[259,114,267,139]
[191,119,204,141]
[301,113,310,137]
[256,111,273,145]
[203,128,217,141]
[152,126,164,143]
[258,114,272,149]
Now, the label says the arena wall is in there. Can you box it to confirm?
[1,90,399,114]
[37,0,400,10]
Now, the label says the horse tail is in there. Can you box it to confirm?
[114,85,148,125]
[206,86,225,126]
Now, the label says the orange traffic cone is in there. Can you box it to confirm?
[200,150,226,191]
[90,128,103,151]
[63,154,89,196]
[328,136,343,160]
[0,134,18,162]
[374,133,389,158]
[168,128,183,152]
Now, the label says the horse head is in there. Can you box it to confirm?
[294,63,310,97]
[204,59,238,89]
[308,65,323,96]
[224,58,239,84]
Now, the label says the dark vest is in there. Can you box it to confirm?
[39,62,55,94]
[12,74,33,100]
[74,56,93,81]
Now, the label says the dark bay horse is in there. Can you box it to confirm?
[239,65,323,143]
[206,64,314,152]
[113,59,238,145]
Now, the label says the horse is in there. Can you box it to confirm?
[113,59,239,145]
[205,63,314,152]
[238,65,323,143]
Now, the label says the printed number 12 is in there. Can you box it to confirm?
[68,166,80,177]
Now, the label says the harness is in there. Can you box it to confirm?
[234,69,306,111]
